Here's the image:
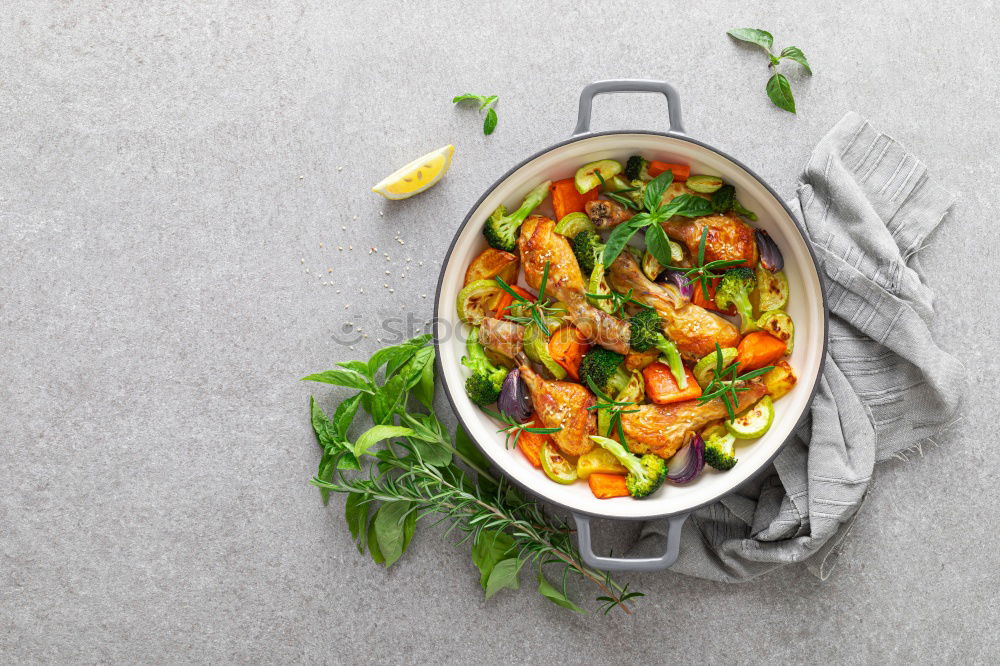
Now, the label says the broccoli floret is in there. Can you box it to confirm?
[570,230,605,276]
[579,347,630,397]
[711,184,757,221]
[624,155,649,182]
[704,431,738,471]
[590,435,668,498]
[483,180,551,252]
[462,328,508,406]
[627,308,688,389]
[715,267,758,334]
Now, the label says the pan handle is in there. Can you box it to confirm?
[572,512,689,572]
[573,79,685,136]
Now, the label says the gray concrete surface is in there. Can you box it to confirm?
[2,1,997,663]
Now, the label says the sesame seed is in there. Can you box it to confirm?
[337,166,343,171]
[341,226,346,231]
[300,258,305,264]
[349,245,353,250]
[421,294,427,299]
[383,284,389,288]
[385,270,390,275]
[379,211,383,216]
[389,289,394,293]
[338,246,343,251]
[336,290,341,294]
[319,242,324,248]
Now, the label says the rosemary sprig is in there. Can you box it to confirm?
[696,343,774,419]
[682,226,747,300]
[495,261,561,336]
[583,286,651,319]
[481,408,562,449]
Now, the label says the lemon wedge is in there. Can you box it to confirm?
[371,144,454,200]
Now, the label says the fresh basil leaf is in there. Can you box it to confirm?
[766,73,796,113]
[727,28,774,52]
[404,413,453,467]
[471,530,517,589]
[779,46,812,74]
[368,372,408,424]
[645,224,676,269]
[374,501,412,568]
[399,345,435,392]
[332,392,363,440]
[402,506,417,553]
[336,360,372,378]
[537,574,584,613]
[367,334,432,377]
[485,558,523,600]
[302,368,374,393]
[353,424,415,457]
[480,95,498,110]
[345,492,369,552]
[316,452,335,504]
[367,512,385,564]
[453,93,485,104]
[309,397,335,448]
[455,425,490,474]
[643,171,674,212]
[601,217,644,267]
[335,451,361,471]
[414,352,435,408]
[483,107,498,135]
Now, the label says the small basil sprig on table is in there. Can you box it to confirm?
[601,170,713,268]
[727,28,812,114]
[304,333,641,614]
[452,93,499,135]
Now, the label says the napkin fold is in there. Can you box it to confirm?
[630,112,965,581]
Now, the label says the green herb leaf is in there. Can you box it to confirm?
[471,529,517,589]
[601,216,646,267]
[368,334,432,378]
[404,413,453,467]
[485,558,523,600]
[766,73,796,113]
[643,170,674,212]
[414,354,435,409]
[366,513,385,564]
[374,501,413,568]
[302,367,374,393]
[353,424,414,458]
[480,95,498,110]
[660,193,714,219]
[779,46,812,74]
[645,224,676,269]
[345,492,369,553]
[483,107,498,135]
[453,93,486,104]
[332,393,363,440]
[537,574,585,613]
[727,28,774,52]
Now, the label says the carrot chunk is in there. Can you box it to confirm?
[550,178,599,220]
[589,473,630,499]
[647,161,690,181]
[547,325,590,380]
[736,332,787,372]
[642,363,702,404]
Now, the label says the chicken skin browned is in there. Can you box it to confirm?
[585,199,633,230]
[622,381,767,459]
[517,357,596,457]
[663,213,758,266]
[517,215,631,354]
[478,317,525,359]
[607,251,740,359]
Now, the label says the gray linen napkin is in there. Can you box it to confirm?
[629,112,965,581]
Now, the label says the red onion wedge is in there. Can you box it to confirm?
[755,230,784,272]
[497,367,532,422]
[661,269,694,300]
[666,433,706,484]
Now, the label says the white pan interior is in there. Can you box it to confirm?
[435,133,826,520]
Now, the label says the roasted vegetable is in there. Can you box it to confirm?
[457,279,505,325]
[624,155,649,181]
[753,266,789,313]
[661,269,694,300]
[755,229,784,272]
[715,267,759,333]
[666,433,706,483]
[523,323,567,380]
[693,346,738,387]
[547,325,589,380]
[551,178,600,220]
[703,424,738,471]
[574,159,623,194]
[541,441,578,484]
[577,447,628,479]
[757,310,794,353]
[627,307,687,389]
[483,180,551,252]
[570,229,604,276]
[578,347,630,397]
[497,367,532,422]
[736,331,787,372]
[762,360,797,400]
[725,396,775,439]
[553,211,596,237]
[590,435,668,499]
[686,174,724,194]
[588,472,630,499]
[711,184,757,221]
[464,248,519,286]
[647,160,690,181]
[642,363,701,404]
[462,329,508,405]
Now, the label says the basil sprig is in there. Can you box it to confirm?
[727,28,812,113]
[601,169,712,268]
[452,93,499,135]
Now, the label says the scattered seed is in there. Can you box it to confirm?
[389,289,394,293]
[341,225,346,231]
[300,258,305,264]
[319,242,324,248]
